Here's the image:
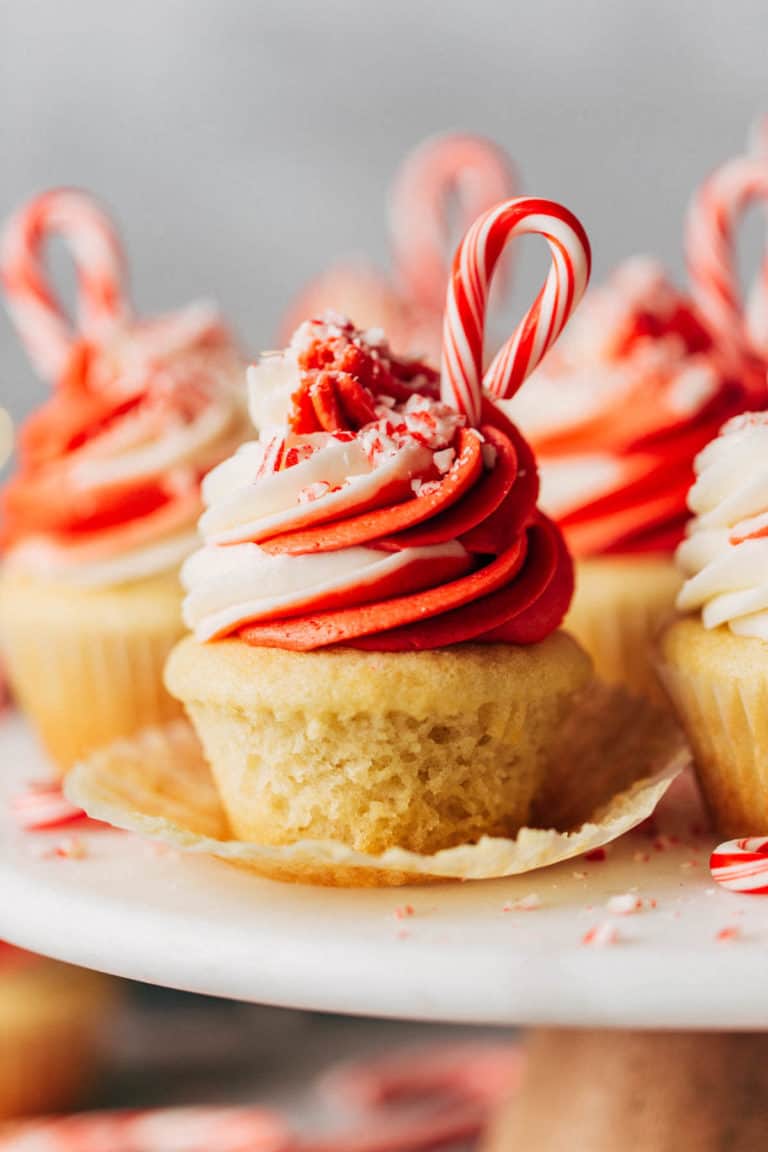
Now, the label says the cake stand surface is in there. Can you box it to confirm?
[1,711,766,1031]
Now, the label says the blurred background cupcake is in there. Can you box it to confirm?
[0,943,112,1119]
[0,189,248,773]
[659,411,768,835]
[279,132,516,366]
[504,256,747,699]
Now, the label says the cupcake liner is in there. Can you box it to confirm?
[565,557,681,702]
[657,629,768,836]
[0,574,185,774]
[66,686,688,887]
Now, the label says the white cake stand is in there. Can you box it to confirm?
[2,711,767,1148]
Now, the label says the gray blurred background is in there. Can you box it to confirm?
[1,0,766,422]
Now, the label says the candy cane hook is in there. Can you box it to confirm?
[0,187,130,382]
[685,155,768,364]
[389,132,516,316]
[441,196,591,425]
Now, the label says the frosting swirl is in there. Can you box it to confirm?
[506,258,747,557]
[677,412,768,639]
[183,316,572,651]
[1,304,246,586]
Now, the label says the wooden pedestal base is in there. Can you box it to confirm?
[485,1029,768,1150]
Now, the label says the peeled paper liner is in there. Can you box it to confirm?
[66,685,689,887]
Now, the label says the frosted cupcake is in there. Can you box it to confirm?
[658,413,768,835]
[506,258,746,698]
[0,189,246,771]
[280,133,515,364]
[166,314,592,860]
[0,944,110,1118]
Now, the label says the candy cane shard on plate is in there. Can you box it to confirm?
[0,187,130,382]
[685,153,768,366]
[710,837,768,894]
[10,782,86,830]
[441,197,592,425]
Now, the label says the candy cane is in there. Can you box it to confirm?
[0,1106,290,1152]
[10,782,86,831]
[389,133,516,316]
[685,155,768,363]
[710,837,768,894]
[0,187,130,382]
[441,197,591,425]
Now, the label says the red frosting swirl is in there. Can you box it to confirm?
[234,321,573,651]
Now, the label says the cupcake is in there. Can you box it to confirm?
[505,257,747,698]
[0,944,111,1118]
[658,412,768,835]
[166,303,592,862]
[0,189,246,772]
[280,133,515,364]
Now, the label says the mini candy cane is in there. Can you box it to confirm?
[685,155,768,364]
[389,133,516,316]
[0,187,130,382]
[280,135,516,361]
[710,837,768,894]
[441,197,591,425]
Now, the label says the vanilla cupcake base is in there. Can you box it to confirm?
[0,958,111,1119]
[657,616,768,836]
[66,690,686,887]
[565,555,681,701]
[165,633,592,856]
[0,569,185,774]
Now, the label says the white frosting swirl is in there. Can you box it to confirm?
[182,319,468,640]
[677,413,768,639]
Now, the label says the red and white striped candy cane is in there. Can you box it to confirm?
[389,133,516,316]
[441,197,591,425]
[10,782,86,831]
[685,155,768,364]
[0,187,130,382]
[710,837,768,894]
[0,1106,291,1152]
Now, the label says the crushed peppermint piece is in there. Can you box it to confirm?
[433,447,455,475]
[503,893,542,912]
[297,480,331,504]
[606,893,643,916]
[572,871,587,880]
[52,836,88,860]
[581,922,620,947]
[715,925,742,943]
[394,904,415,920]
[633,851,651,863]
[584,848,607,863]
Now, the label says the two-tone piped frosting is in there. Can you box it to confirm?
[506,258,746,557]
[182,315,573,651]
[677,412,768,639]
[1,305,246,587]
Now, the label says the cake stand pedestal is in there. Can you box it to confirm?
[2,713,767,1145]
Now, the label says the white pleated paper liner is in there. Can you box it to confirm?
[66,684,689,887]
